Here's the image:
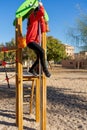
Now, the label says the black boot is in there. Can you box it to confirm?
[29,69,37,76]
[43,68,51,78]
[28,59,39,76]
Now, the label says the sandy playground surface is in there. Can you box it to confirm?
[0,69,87,130]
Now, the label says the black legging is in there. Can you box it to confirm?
[27,42,47,71]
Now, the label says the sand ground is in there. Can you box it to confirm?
[0,69,87,130]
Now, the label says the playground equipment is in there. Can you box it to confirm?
[13,0,49,25]
[15,0,49,128]
[0,47,17,88]
[15,11,47,130]
[0,0,49,129]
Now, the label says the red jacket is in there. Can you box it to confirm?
[26,5,46,45]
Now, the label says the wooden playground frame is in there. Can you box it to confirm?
[16,17,47,130]
[0,17,47,130]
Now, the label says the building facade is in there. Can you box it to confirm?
[64,44,75,59]
[62,50,87,69]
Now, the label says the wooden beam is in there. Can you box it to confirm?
[36,77,40,122]
[40,32,47,130]
[15,18,23,130]
[23,75,39,81]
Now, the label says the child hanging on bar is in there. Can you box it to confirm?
[26,2,51,77]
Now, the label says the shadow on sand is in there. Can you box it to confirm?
[47,86,87,112]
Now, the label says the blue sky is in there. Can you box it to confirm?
[0,0,87,51]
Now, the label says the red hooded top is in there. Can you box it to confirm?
[26,5,46,45]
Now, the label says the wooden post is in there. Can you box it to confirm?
[15,18,23,130]
[40,32,47,130]
[36,77,40,122]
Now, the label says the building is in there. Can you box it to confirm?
[62,50,87,69]
[64,44,75,59]
[79,51,87,59]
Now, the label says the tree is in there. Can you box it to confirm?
[67,13,87,51]
[0,43,4,61]
[4,38,16,62]
[77,14,87,50]
[47,36,67,62]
